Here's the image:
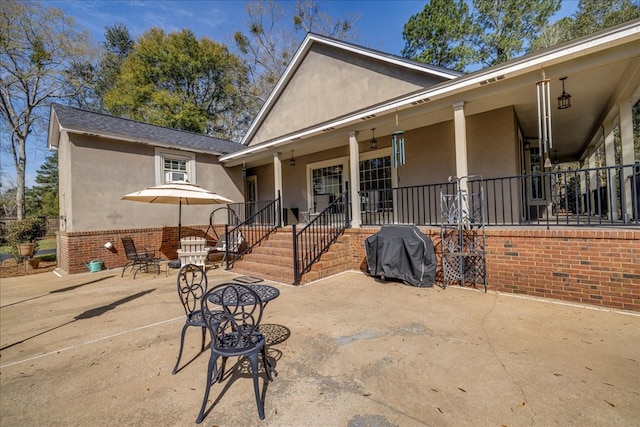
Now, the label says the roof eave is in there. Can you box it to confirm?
[58,125,225,156]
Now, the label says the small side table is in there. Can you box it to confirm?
[166,259,181,276]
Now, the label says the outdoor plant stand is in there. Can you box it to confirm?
[440,176,487,291]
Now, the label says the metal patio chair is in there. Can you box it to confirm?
[172,264,208,374]
[196,283,273,423]
[120,236,160,278]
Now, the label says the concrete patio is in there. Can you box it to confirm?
[1,266,638,426]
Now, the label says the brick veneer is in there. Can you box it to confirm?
[58,226,639,312]
[343,227,640,312]
[57,225,223,274]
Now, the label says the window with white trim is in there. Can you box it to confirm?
[155,148,196,185]
[359,148,395,213]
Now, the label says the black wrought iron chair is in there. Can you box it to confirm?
[197,284,273,423]
[120,236,160,278]
[172,263,208,374]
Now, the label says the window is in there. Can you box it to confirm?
[306,157,349,212]
[155,148,196,185]
[359,150,393,212]
[311,165,343,211]
[164,158,188,182]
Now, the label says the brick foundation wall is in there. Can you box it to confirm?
[58,225,639,311]
[343,228,640,312]
[58,225,224,274]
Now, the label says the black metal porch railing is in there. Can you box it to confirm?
[293,187,350,285]
[360,163,640,227]
[224,193,281,269]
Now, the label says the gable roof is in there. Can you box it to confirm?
[220,19,640,165]
[48,103,244,155]
[239,32,463,146]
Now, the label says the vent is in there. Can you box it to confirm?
[322,127,335,132]
[411,98,430,105]
[290,137,302,141]
[360,114,377,120]
[479,75,505,86]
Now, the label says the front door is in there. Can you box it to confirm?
[244,175,257,223]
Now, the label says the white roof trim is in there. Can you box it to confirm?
[224,20,640,163]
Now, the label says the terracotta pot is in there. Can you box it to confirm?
[27,258,40,269]
[17,243,35,257]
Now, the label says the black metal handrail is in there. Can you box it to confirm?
[224,193,281,269]
[359,163,640,227]
[293,187,350,285]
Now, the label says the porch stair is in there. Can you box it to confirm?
[230,227,352,285]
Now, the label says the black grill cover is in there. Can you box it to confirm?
[365,225,436,287]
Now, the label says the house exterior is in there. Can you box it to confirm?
[47,103,245,273]
[48,20,640,311]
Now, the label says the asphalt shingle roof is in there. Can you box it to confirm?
[51,103,244,155]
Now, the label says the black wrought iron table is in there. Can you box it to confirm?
[207,282,280,307]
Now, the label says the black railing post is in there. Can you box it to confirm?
[277,190,282,228]
[224,224,230,270]
[292,224,299,285]
[344,181,350,227]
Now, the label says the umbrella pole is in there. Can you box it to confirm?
[178,199,182,248]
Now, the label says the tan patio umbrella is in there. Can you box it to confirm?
[121,182,233,244]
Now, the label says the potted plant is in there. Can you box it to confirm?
[6,217,48,261]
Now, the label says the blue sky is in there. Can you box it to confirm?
[14,0,579,188]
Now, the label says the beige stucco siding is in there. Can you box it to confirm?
[466,106,519,179]
[63,134,242,232]
[398,121,456,187]
[250,44,447,146]
[251,163,275,203]
[57,130,72,232]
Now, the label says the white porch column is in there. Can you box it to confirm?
[619,99,635,220]
[603,122,619,220]
[273,152,283,224]
[348,131,361,228]
[453,101,469,193]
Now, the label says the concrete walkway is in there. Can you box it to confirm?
[1,267,638,426]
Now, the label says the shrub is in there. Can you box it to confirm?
[6,217,47,260]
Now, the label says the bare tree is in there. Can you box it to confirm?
[0,0,93,219]
[234,0,360,109]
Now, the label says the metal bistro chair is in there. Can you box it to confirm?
[172,264,208,374]
[120,236,160,278]
[196,284,273,423]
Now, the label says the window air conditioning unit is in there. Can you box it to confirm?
[165,171,187,182]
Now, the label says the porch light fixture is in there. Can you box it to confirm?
[370,128,378,150]
[536,69,553,162]
[241,161,247,180]
[557,77,571,110]
[290,150,295,166]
